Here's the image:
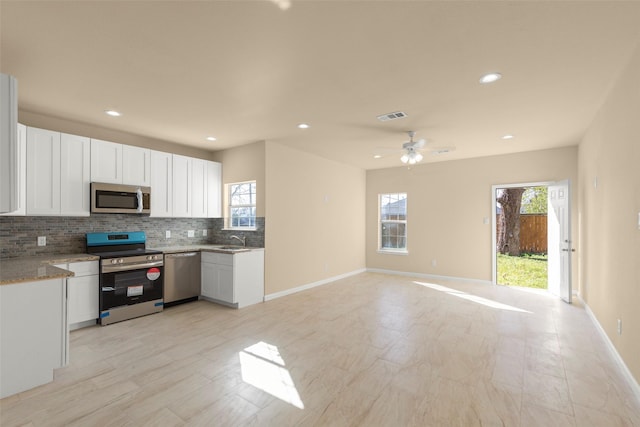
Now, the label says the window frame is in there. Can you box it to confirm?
[378,192,408,254]
[225,180,257,230]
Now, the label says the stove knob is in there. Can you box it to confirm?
[118,258,124,264]
[111,259,118,265]
[147,255,152,261]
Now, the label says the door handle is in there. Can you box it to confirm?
[562,248,576,252]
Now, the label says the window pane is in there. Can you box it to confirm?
[228,181,257,228]
[379,192,407,250]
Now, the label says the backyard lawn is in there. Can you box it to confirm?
[497,253,548,289]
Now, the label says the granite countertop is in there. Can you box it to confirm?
[150,244,264,254]
[0,253,99,286]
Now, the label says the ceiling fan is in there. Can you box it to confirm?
[374,130,456,164]
[401,131,425,164]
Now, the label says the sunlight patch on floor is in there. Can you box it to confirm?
[239,341,304,409]
[413,281,533,313]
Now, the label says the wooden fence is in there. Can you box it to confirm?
[496,213,547,254]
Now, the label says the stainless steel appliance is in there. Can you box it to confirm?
[91,182,151,214]
[86,231,163,325]
[164,252,201,306]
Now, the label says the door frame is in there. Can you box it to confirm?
[491,181,554,285]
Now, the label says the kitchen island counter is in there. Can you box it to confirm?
[0,253,99,285]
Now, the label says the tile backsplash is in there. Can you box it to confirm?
[0,215,264,259]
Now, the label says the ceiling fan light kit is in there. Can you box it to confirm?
[401,150,423,165]
[400,131,426,164]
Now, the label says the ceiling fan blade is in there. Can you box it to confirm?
[413,138,426,149]
[427,146,456,155]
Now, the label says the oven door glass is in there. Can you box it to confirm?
[101,266,163,310]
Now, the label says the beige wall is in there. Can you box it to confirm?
[264,142,366,296]
[578,42,640,383]
[19,110,215,160]
[366,146,578,281]
[211,141,266,217]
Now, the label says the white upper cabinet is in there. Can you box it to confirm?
[150,150,173,217]
[172,154,192,217]
[60,133,91,216]
[90,139,122,184]
[191,158,207,218]
[26,127,90,216]
[0,73,18,214]
[26,127,61,215]
[206,161,222,218]
[91,139,150,186]
[1,123,26,216]
[122,145,151,186]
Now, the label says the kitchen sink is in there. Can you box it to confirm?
[215,246,250,252]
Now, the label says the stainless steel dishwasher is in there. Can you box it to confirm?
[164,252,201,306]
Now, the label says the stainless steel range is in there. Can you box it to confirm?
[86,231,164,325]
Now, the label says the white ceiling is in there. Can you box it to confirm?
[2,1,640,169]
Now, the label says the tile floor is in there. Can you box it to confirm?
[1,272,639,426]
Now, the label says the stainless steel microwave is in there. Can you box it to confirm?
[91,182,151,214]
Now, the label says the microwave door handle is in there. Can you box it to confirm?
[136,188,143,213]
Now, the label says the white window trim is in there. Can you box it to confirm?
[225,180,257,230]
[378,193,408,254]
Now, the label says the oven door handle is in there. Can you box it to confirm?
[102,261,164,273]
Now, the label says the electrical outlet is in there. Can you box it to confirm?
[37,236,46,246]
[165,230,171,239]
[188,230,195,238]
[202,229,208,237]
[617,319,622,335]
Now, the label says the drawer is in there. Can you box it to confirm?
[67,261,99,277]
[201,252,233,266]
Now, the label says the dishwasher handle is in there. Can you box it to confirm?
[166,252,199,258]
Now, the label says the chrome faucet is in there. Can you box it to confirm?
[230,235,246,247]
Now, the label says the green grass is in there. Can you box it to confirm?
[497,253,548,289]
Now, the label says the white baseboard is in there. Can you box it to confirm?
[366,268,493,286]
[578,294,640,404]
[264,268,367,301]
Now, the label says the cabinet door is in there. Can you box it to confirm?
[122,145,151,186]
[172,155,192,217]
[201,262,217,299]
[150,150,173,217]
[216,264,235,303]
[0,123,26,216]
[67,275,99,325]
[206,161,221,218]
[191,158,207,218]
[26,127,61,215]
[90,139,122,184]
[60,133,91,216]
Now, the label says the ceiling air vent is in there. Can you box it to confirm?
[376,111,407,122]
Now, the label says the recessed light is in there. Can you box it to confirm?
[502,134,514,140]
[479,73,502,84]
[297,123,310,129]
[105,110,121,117]
[206,136,217,141]
[373,155,382,159]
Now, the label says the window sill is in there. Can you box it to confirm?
[222,227,257,231]
[378,249,408,256]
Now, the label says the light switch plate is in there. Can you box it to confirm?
[165,230,171,239]
[203,229,208,237]
[37,236,46,246]
[188,230,195,238]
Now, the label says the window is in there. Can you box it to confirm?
[227,181,256,229]
[379,193,407,252]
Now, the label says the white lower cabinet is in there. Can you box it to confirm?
[201,250,264,308]
[0,278,66,399]
[55,261,99,329]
